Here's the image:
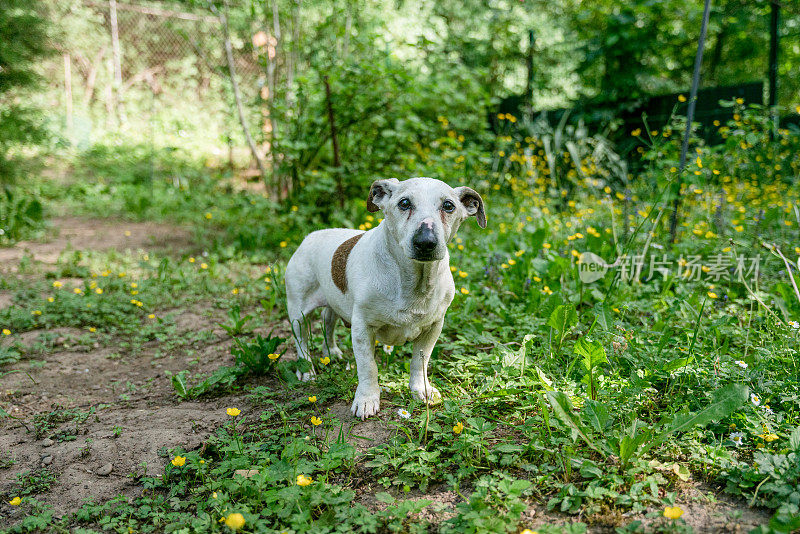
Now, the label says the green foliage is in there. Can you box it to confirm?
[220,304,253,336]
[546,384,749,467]
[0,0,51,180]
[722,427,800,531]
[168,366,243,400]
[169,332,287,398]
[2,30,800,531]
[6,469,57,498]
[231,332,286,375]
[0,185,44,244]
[441,475,531,533]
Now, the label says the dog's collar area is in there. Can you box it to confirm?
[331,233,365,293]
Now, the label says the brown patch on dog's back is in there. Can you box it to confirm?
[331,233,364,293]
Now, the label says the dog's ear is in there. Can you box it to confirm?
[367,178,399,212]
[455,187,487,228]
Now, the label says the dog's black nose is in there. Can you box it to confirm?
[412,226,438,255]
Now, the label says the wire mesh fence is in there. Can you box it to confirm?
[54,0,263,162]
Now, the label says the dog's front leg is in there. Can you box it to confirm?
[350,316,380,419]
[409,318,443,403]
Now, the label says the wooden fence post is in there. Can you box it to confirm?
[109,0,126,124]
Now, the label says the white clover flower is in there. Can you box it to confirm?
[729,432,745,447]
[735,360,748,369]
[750,393,761,406]
[397,408,411,419]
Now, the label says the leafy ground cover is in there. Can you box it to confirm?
[1,104,799,533]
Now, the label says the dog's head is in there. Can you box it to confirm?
[367,177,486,262]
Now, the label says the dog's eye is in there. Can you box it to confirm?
[398,198,412,211]
[441,200,456,213]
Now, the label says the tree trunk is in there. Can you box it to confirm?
[213,2,269,186]
[323,75,344,208]
[83,47,106,107]
[64,53,74,145]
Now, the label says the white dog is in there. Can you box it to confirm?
[285,177,486,419]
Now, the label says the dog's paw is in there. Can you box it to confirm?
[410,382,442,405]
[324,346,344,359]
[296,369,317,382]
[351,388,380,420]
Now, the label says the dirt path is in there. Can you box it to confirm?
[0,218,237,516]
[0,314,239,516]
[0,216,193,268]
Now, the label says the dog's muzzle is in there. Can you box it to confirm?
[411,224,439,261]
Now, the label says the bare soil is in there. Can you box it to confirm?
[0,216,193,268]
[0,218,773,531]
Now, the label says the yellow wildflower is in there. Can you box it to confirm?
[224,513,245,530]
[664,506,684,519]
[226,407,241,417]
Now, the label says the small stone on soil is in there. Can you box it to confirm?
[97,463,113,476]
[41,438,54,447]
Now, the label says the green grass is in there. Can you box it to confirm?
[1,105,800,533]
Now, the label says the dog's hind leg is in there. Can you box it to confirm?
[321,307,344,359]
[286,268,323,382]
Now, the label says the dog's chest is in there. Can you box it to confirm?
[373,320,430,346]
[371,293,450,345]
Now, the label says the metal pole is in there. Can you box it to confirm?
[669,0,712,244]
[526,29,535,101]
[768,1,780,134]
